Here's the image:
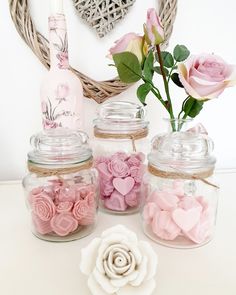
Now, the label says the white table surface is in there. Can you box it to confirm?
[0,172,236,295]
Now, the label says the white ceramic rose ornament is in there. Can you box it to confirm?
[80,225,158,295]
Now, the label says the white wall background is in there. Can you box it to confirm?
[1,0,236,181]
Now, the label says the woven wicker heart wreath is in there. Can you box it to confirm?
[9,0,177,104]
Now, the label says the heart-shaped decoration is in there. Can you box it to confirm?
[74,0,136,38]
[113,177,135,195]
[172,207,202,232]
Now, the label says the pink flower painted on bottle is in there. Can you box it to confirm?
[40,14,83,130]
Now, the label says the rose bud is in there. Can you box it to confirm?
[144,8,165,46]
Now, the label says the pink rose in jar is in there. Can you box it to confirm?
[56,201,73,213]
[100,180,114,197]
[108,158,130,178]
[73,199,94,223]
[127,155,142,167]
[32,213,52,235]
[58,186,76,203]
[111,152,129,161]
[50,212,78,236]
[179,54,236,100]
[130,165,144,183]
[31,193,56,221]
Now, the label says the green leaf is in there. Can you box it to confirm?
[113,52,142,83]
[156,51,174,68]
[183,97,204,118]
[137,83,152,105]
[143,51,154,81]
[171,73,184,88]
[173,45,190,62]
[154,66,169,76]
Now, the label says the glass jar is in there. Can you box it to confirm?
[22,128,98,242]
[93,101,149,214]
[141,119,219,248]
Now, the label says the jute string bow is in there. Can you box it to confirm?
[148,164,219,189]
[28,157,93,178]
[94,127,148,152]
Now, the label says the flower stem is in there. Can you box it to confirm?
[156,45,176,131]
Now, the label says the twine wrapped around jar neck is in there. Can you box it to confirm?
[148,164,219,189]
[94,127,148,152]
[27,157,93,177]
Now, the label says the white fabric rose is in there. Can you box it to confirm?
[80,225,158,295]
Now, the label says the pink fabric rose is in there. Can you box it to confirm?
[31,193,56,221]
[50,212,78,236]
[108,159,130,178]
[108,32,144,63]
[144,8,164,46]
[178,54,236,100]
[56,201,73,213]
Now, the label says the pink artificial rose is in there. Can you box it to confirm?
[50,212,78,236]
[152,211,181,240]
[178,54,236,100]
[144,8,164,46]
[56,201,73,213]
[73,199,95,225]
[108,159,130,178]
[57,51,69,69]
[31,193,56,221]
[55,83,69,99]
[108,32,144,63]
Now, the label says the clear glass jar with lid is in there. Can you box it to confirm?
[141,119,219,248]
[93,101,150,214]
[22,128,98,242]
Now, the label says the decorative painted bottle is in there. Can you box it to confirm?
[40,0,83,130]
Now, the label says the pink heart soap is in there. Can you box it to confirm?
[113,177,135,195]
[172,207,201,232]
[104,191,127,211]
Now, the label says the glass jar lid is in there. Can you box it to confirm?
[148,130,216,172]
[28,128,92,166]
[93,101,149,132]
